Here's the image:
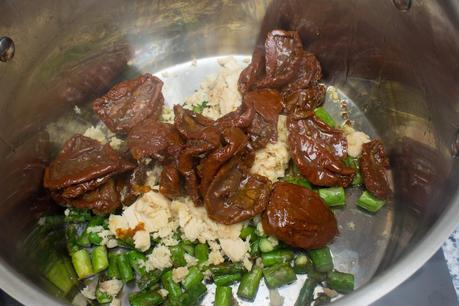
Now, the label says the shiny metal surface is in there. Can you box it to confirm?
[0,0,459,305]
[0,36,15,62]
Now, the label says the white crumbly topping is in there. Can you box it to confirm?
[170,197,242,243]
[160,106,175,124]
[99,230,115,246]
[172,267,189,283]
[72,293,88,306]
[208,240,225,265]
[98,279,123,297]
[109,298,121,306]
[37,217,46,226]
[327,86,340,103]
[256,221,265,236]
[268,236,279,248]
[83,126,107,144]
[80,278,98,300]
[269,289,285,306]
[251,115,289,182]
[184,253,198,267]
[86,226,103,234]
[106,239,118,248]
[203,269,212,280]
[322,287,339,298]
[83,123,123,150]
[162,236,180,247]
[243,254,253,271]
[158,289,169,298]
[347,222,356,231]
[133,230,151,252]
[145,164,163,189]
[74,105,82,115]
[147,245,173,270]
[219,238,248,262]
[191,57,198,67]
[343,125,370,157]
[109,137,123,150]
[183,57,243,120]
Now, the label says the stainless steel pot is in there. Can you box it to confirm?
[1,0,459,305]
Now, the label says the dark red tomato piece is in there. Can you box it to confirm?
[53,179,121,215]
[159,163,182,199]
[60,172,113,199]
[282,84,326,114]
[214,102,256,130]
[262,182,338,249]
[360,140,392,199]
[116,160,151,206]
[238,48,266,94]
[44,134,133,190]
[204,156,271,224]
[253,30,304,89]
[246,89,283,124]
[198,127,248,197]
[93,73,164,134]
[287,112,355,186]
[178,140,217,206]
[281,51,322,95]
[243,89,283,149]
[127,118,183,161]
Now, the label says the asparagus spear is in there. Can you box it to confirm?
[213,273,242,286]
[179,282,207,306]
[161,270,182,300]
[308,247,334,273]
[64,208,91,223]
[314,107,336,127]
[293,253,314,274]
[357,191,385,213]
[65,224,80,255]
[295,278,317,306]
[182,266,204,290]
[209,262,246,276]
[237,267,263,301]
[215,286,233,306]
[282,176,312,190]
[258,238,275,253]
[71,249,93,279]
[240,226,256,240]
[129,290,164,306]
[107,252,120,279]
[327,270,354,293]
[96,289,112,304]
[170,245,187,267]
[91,245,109,273]
[138,270,162,291]
[117,253,134,283]
[262,249,294,267]
[313,293,332,305]
[127,250,147,276]
[263,263,297,289]
[318,187,346,207]
[194,243,209,263]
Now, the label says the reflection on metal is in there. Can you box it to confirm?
[451,130,459,158]
[0,37,14,62]
[392,0,412,11]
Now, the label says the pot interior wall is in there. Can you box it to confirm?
[0,0,458,304]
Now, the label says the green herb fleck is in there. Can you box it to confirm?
[192,101,209,114]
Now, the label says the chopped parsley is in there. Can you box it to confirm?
[192,101,209,114]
